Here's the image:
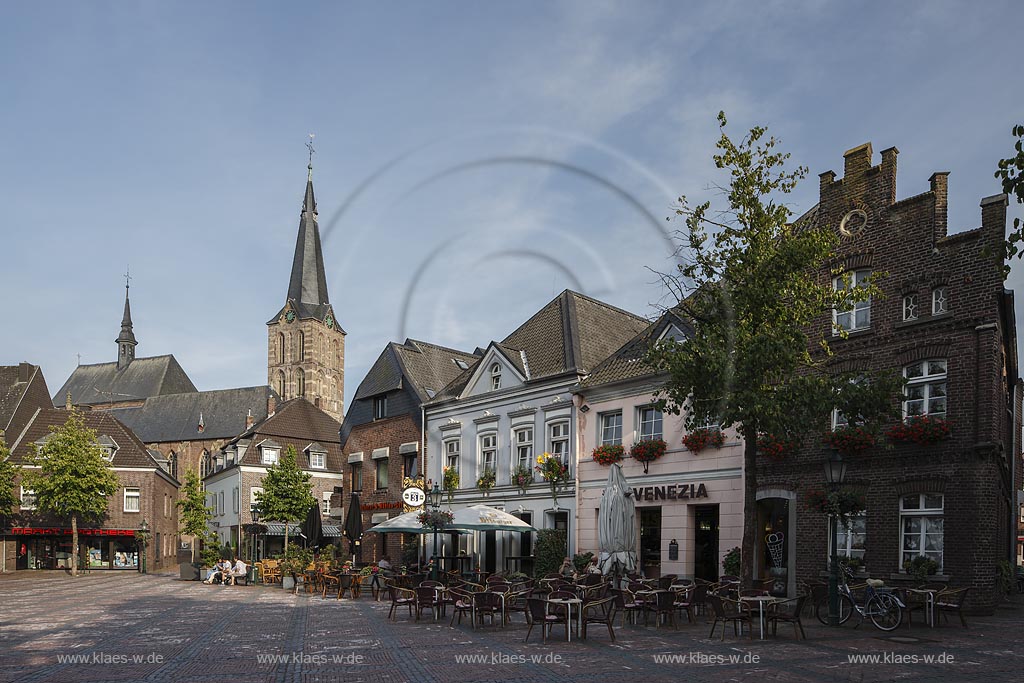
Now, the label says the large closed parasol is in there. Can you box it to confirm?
[598,463,637,578]
[301,503,323,549]
[342,492,363,558]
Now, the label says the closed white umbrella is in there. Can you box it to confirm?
[598,463,637,579]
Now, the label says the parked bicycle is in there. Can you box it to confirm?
[815,564,903,631]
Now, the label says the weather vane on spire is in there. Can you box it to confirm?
[306,134,316,180]
[124,266,132,290]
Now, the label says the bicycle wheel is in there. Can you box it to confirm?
[867,594,902,631]
[815,594,854,625]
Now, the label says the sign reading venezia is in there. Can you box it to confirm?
[632,483,709,501]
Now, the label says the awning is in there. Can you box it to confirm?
[323,525,342,538]
[263,523,304,537]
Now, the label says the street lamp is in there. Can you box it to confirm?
[250,505,261,567]
[139,519,149,575]
[823,450,847,626]
[429,483,443,581]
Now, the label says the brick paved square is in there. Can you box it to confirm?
[1,573,1021,683]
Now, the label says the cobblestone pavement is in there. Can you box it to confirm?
[1,572,1021,683]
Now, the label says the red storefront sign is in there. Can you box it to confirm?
[9,528,136,537]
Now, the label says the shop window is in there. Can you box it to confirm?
[833,269,872,333]
[600,411,622,446]
[900,493,944,570]
[903,359,947,419]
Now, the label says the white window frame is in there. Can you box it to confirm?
[250,487,263,509]
[19,486,36,510]
[900,493,944,570]
[100,447,115,462]
[513,426,533,471]
[444,438,461,474]
[902,359,947,420]
[374,396,387,420]
[637,406,663,441]
[262,447,279,466]
[310,451,326,469]
[548,420,570,468]
[833,269,872,334]
[932,286,948,315]
[599,411,623,446]
[490,363,502,391]
[232,487,239,514]
[479,432,497,475]
[218,491,225,517]
[902,293,918,321]
[322,491,332,516]
[829,512,866,563]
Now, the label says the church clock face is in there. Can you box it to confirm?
[285,310,296,323]
[325,313,334,329]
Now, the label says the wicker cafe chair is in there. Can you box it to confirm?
[707,594,752,641]
[547,590,577,623]
[581,596,618,641]
[935,587,970,628]
[672,585,695,624]
[767,595,807,639]
[414,585,443,621]
[448,588,475,627]
[644,590,678,629]
[525,598,567,643]
[336,574,360,600]
[503,588,533,624]
[472,590,502,627]
[320,569,340,598]
[386,584,416,621]
[611,588,643,627]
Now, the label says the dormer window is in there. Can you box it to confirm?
[490,363,502,391]
[453,358,469,371]
[101,447,115,462]
[97,435,118,462]
[262,448,279,466]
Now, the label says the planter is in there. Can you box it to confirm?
[200,568,211,582]
[282,575,296,591]
[179,562,200,581]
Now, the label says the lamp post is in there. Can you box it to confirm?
[428,483,443,581]
[823,450,848,627]
[139,519,149,575]
[250,505,261,567]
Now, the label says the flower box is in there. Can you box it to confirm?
[682,427,725,454]
[757,433,800,460]
[629,438,667,473]
[825,425,876,455]
[591,444,625,466]
[886,415,951,445]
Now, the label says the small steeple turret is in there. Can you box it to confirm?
[116,269,138,370]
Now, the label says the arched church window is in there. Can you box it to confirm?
[276,370,285,398]
[297,368,306,397]
[298,331,306,361]
[277,332,285,364]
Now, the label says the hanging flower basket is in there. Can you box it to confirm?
[535,452,570,484]
[591,444,625,466]
[417,508,453,529]
[476,468,496,494]
[630,438,667,473]
[757,433,800,460]
[682,427,726,454]
[511,464,533,494]
[825,425,876,456]
[806,487,866,522]
[886,415,952,445]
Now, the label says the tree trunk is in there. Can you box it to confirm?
[740,426,758,589]
[71,514,79,578]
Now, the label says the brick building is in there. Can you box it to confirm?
[754,143,1021,611]
[1,365,179,573]
[341,339,479,564]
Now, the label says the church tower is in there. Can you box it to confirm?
[267,157,345,421]
[116,276,138,370]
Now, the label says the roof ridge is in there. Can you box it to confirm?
[565,289,650,324]
[401,338,478,358]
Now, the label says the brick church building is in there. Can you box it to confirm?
[755,143,1021,612]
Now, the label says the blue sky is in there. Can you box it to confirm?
[2,1,1022,406]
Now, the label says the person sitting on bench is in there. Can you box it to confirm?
[225,557,248,586]
[204,559,230,585]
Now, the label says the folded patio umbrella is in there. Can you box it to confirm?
[598,463,637,578]
[342,492,363,556]
[302,502,323,549]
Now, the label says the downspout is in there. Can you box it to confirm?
[1011,382,1018,563]
[421,402,427,566]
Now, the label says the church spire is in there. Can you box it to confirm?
[116,268,138,370]
[286,136,330,312]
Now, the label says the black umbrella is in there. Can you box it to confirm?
[342,492,363,561]
[302,503,323,550]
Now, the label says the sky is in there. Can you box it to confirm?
[2,1,1022,408]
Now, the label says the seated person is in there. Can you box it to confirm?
[558,557,575,579]
[205,559,230,585]
[225,557,248,586]
[585,556,602,574]
[378,555,393,577]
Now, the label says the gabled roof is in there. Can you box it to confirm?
[10,408,170,473]
[0,363,51,438]
[52,355,198,407]
[108,385,277,443]
[429,290,650,403]
[580,311,693,389]
[351,339,480,404]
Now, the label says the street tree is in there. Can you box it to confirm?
[175,468,212,565]
[647,112,900,587]
[996,123,1024,278]
[0,435,20,525]
[255,445,314,557]
[22,410,119,577]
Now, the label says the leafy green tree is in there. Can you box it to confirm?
[647,113,900,587]
[255,445,314,557]
[996,123,1024,278]
[175,468,211,564]
[22,410,120,577]
[0,435,20,523]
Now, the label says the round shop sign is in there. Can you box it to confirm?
[402,487,426,508]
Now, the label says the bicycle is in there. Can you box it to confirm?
[815,564,903,631]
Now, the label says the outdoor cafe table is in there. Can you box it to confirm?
[739,595,787,640]
[548,597,583,642]
[903,588,938,627]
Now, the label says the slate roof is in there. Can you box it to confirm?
[52,355,198,407]
[353,339,480,404]
[215,398,343,473]
[579,311,693,389]
[0,364,52,438]
[10,407,168,472]
[429,290,650,402]
[108,385,278,443]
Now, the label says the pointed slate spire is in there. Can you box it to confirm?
[286,154,331,311]
[116,270,138,370]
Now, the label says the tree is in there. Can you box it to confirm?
[21,410,119,577]
[255,445,314,558]
[647,112,899,588]
[996,123,1024,278]
[0,435,20,524]
[175,468,211,565]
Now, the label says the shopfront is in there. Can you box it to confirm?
[9,528,139,570]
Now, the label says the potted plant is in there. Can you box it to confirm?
[825,424,877,455]
[511,464,533,494]
[629,438,667,473]
[722,546,741,577]
[682,427,726,455]
[535,451,570,506]
[886,415,952,445]
[277,544,313,591]
[476,468,496,495]
[903,554,940,585]
[591,443,625,466]
[442,466,460,505]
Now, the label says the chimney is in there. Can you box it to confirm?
[880,147,899,204]
[65,392,73,410]
[842,143,873,199]
[819,170,836,197]
[267,394,277,417]
[929,172,950,239]
[246,409,255,430]
[980,193,1009,242]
